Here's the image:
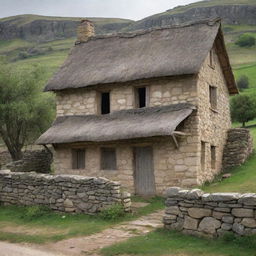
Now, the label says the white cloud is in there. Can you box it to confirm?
[0,0,201,20]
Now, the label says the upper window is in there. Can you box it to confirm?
[72,149,85,169]
[101,92,110,114]
[201,141,206,171]
[101,148,117,170]
[135,87,146,108]
[209,86,217,110]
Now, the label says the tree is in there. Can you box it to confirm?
[231,94,256,127]
[235,34,255,47]
[0,61,55,160]
[237,75,249,91]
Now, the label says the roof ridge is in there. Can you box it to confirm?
[75,17,221,45]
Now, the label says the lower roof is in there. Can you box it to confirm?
[36,103,195,145]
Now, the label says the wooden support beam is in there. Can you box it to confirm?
[172,134,179,149]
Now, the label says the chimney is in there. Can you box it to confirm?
[77,19,95,43]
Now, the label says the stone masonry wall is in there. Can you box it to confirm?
[197,46,232,184]
[0,151,12,169]
[223,128,253,170]
[164,187,256,238]
[0,170,131,214]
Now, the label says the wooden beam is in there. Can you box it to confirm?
[173,131,191,136]
[172,135,179,149]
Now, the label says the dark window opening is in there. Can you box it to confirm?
[201,141,206,171]
[209,86,217,110]
[136,87,146,108]
[211,145,216,169]
[101,92,110,114]
[101,148,117,170]
[72,149,85,169]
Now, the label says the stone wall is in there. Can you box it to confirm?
[0,170,131,214]
[223,128,253,170]
[197,45,232,183]
[164,187,256,238]
[0,151,12,169]
[4,150,53,173]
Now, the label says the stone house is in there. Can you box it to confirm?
[37,18,238,196]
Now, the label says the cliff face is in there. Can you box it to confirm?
[0,16,133,41]
[125,5,256,31]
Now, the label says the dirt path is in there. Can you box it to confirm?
[45,210,164,256]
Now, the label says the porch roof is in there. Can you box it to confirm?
[36,103,196,145]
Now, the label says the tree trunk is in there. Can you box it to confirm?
[242,121,246,127]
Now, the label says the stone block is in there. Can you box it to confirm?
[231,208,254,218]
[198,217,221,234]
[188,208,212,219]
[241,218,256,228]
[183,216,199,230]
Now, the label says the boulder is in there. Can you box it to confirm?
[183,216,199,230]
[188,208,212,219]
[198,217,221,234]
[231,208,254,218]
[241,218,256,228]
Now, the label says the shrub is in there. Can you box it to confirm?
[235,34,255,47]
[237,75,249,90]
[99,204,125,220]
[22,205,51,220]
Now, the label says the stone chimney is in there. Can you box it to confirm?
[77,19,95,43]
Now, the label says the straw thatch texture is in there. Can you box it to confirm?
[36,103,195,145]
[44,19,237,94]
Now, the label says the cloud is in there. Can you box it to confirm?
[0,0,200,20]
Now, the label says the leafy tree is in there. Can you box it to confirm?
[231,94,256,127]
[237,75,249,91]
[235,34,255,47]
[0,61,55,160]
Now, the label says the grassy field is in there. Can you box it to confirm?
[0,197,164,244]
[101,229,256,256]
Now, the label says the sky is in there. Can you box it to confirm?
[0,0,202,21]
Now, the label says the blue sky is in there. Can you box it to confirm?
[0,0,201,20]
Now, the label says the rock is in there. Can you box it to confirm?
[241,218,256,228]
[165,187,181,197]
[222,216,234,224]
[221,223,232,231]
[212,211,230,220]
[186,189,204,200]
[166,206,180,215]
[238,194,256,206]
[231,208,254,218]
[222,173,231,179]
[202,193,241,202]
[188,208,212,219]
[63,199,74,208]
[232,223,245,235]
[198,217,221,234]
[183,216,199,230]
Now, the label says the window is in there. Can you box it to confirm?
[72,149,85,169]
[135,87,146,108]
[201,141,206,170]
[101,148,117,170]
[101,92,110,114]
[211,145,216,169]
[209,49,215,68]
[209,86,217,110]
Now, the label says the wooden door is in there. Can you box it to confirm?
[134,147,156,196]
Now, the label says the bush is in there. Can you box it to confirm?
[235,34,255,47]
[237,75,249,90]
[22,205,51,220]
[99,204,125,220]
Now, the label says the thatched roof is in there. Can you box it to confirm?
[36,103,195,145]
[44,19,237,95]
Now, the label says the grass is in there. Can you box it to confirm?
[0,196,164,244]
[101,229,256,256]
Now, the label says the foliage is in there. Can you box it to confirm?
[99,204,125,220]
[0,59,55,160]
[237,75,249,90]
[235,34,256,47]
[230,94,256,127]
[22,205,51,220]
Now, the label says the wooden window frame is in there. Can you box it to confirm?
[211,145,216,169]
[201,141,206,171]
[99,91,111,115]
[134,86,148,108]
[72,148,85,169]
[209,85,217,111]
[101,147,117,170]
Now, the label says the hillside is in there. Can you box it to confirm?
[0,1,256,89]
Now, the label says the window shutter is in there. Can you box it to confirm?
[77,149,85,169]
[101,148,117,170]
[72,149,78,169]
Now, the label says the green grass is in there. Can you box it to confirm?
[0,197,164,244]
[101,229,256,256]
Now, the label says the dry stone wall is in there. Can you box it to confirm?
[222,128,253,170]
[0,170,131,214]
[164,187,256,238]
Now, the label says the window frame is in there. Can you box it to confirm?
[201,141,206,171]
[209,85,217,111]
[101,147,117,170]
[134,86,148,108]
[211,145,216,169]
[72,148,86,170]
[100,91,110,115]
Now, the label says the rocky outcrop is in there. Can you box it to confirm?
[163,187,256,238]
[125,5,256,31]
[0,170,131,214]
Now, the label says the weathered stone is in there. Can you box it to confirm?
[202,193,241,202]
[187,208,212,219]
[231,208,254,218]
[183,216,199,230]
[186,189,204,200]
[232,223,245,235]
[222,216,234,224]
[241,218,256,228]
[166,206,180,215]
[165,187,181,197]
[221,223,232,231]
[238,194,256,206]
[198,217,221,234]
